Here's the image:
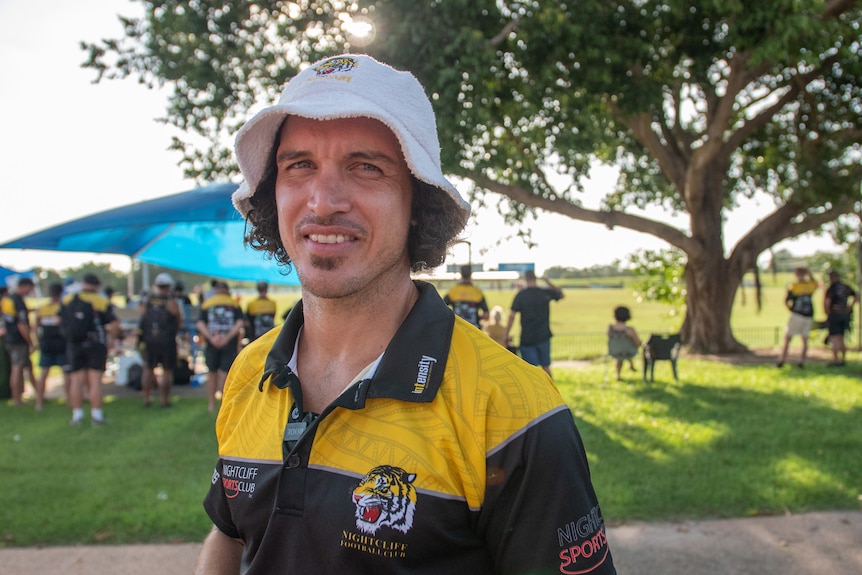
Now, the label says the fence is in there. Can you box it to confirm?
[546,327,785,361]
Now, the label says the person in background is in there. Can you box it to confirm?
[1,277,36,407]
[823,270,858,367]
[194,54,615,575]
[173,280,196,359]
[245,280,277,343]
[138,273,181,407]
[196,281,244,412]
[35,282,68,409]
[776,267,818,369]
[63,273,118,425]
[443,264,489,328]
[481,305,509,349]
[505,270,564,378]
[607,305,642,381]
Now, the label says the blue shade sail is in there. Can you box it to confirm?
[0,183,299,285]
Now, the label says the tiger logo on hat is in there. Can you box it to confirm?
[314,56,358,76]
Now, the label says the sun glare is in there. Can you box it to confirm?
[341,14,375,47]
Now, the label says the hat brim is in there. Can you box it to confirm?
[232,95,469,219]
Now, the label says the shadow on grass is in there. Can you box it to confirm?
[557,360,862,523]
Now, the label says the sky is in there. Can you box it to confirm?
[0,0,842,278]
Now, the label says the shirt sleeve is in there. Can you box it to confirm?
[479,408,616,575]
[203,458,242,539]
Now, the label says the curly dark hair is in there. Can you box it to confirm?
[613,306,632,322]
[243,164,468,274]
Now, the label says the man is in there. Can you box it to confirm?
[776,267,818,368]
[244,280,277,343]
[196,281,244,412]
[505,269,565,378]
[823,270,857,367]
[138,272,181,407]
[35,282,68,409]
[443,264,489,328]
[1,277,35,407]
[62,273,118,425]
[195,54,615,575]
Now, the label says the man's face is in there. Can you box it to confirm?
[274,116,413,300]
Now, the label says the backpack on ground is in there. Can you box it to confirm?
[142,298,177,347]
[126,362,143,390]
[174,357,193,385]
[61,294,96,343]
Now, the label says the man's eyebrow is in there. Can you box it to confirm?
[345,150,402,166]
[275,149,308,165]
[276,148,402,166]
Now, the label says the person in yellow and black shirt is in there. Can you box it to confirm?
[197,281,244,412]
[244,281,277,343]
[776,267,818,369]
[62,274,118,425]
[443,264,488,328]
[138,273,181,408]
[195,54,616,575]
[35,282,68,409]
[2,276,35,407]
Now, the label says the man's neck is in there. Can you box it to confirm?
[294,276,420,412]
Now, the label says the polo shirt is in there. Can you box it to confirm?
[443,283,488,328]
[204,281,615,575]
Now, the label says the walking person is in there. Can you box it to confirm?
[1,277,36,407]
[196,281,244,412]
[776,267,818,368]
[138,273,181,407]
[62,273,118,425]
[823,270,858,366]
[194,54,615,575]
[505,270,565,378]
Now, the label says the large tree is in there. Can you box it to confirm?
[83,0,861,353]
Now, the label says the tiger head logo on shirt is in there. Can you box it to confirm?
[352,465,417,535]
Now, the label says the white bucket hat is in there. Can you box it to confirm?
[231,54,470,219]
[154,272,174,287]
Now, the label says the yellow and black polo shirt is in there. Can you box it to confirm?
[204,281,615,574]
[443,283,489,328]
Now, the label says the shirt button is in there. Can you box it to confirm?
[286,454,301,468]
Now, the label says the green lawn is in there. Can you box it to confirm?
[2,354,859,547]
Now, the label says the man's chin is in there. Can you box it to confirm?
[308,255,340,272]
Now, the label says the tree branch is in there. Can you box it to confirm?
[489,19,519,47]
[616,107,687,192]
[723,55,839,153]
[473,175,701,257]
[731,197,857,262]
[824,0,856,20]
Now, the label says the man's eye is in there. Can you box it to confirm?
[359,163,381,172]
[289,160,312,170]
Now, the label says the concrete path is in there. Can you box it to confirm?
[1,510,859,574]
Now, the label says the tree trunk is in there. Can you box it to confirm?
[681,256,747,353]
[680,156,749,354]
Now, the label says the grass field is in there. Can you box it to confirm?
[2,273,858,548]
[1,355,859,548]
[254,271,844,359]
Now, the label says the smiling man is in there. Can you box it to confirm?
[195,54,616,575]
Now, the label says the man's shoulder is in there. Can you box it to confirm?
[448,322,563,408]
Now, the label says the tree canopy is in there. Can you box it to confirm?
[83,0,862,352]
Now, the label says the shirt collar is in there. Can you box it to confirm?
[259,281,454,404]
